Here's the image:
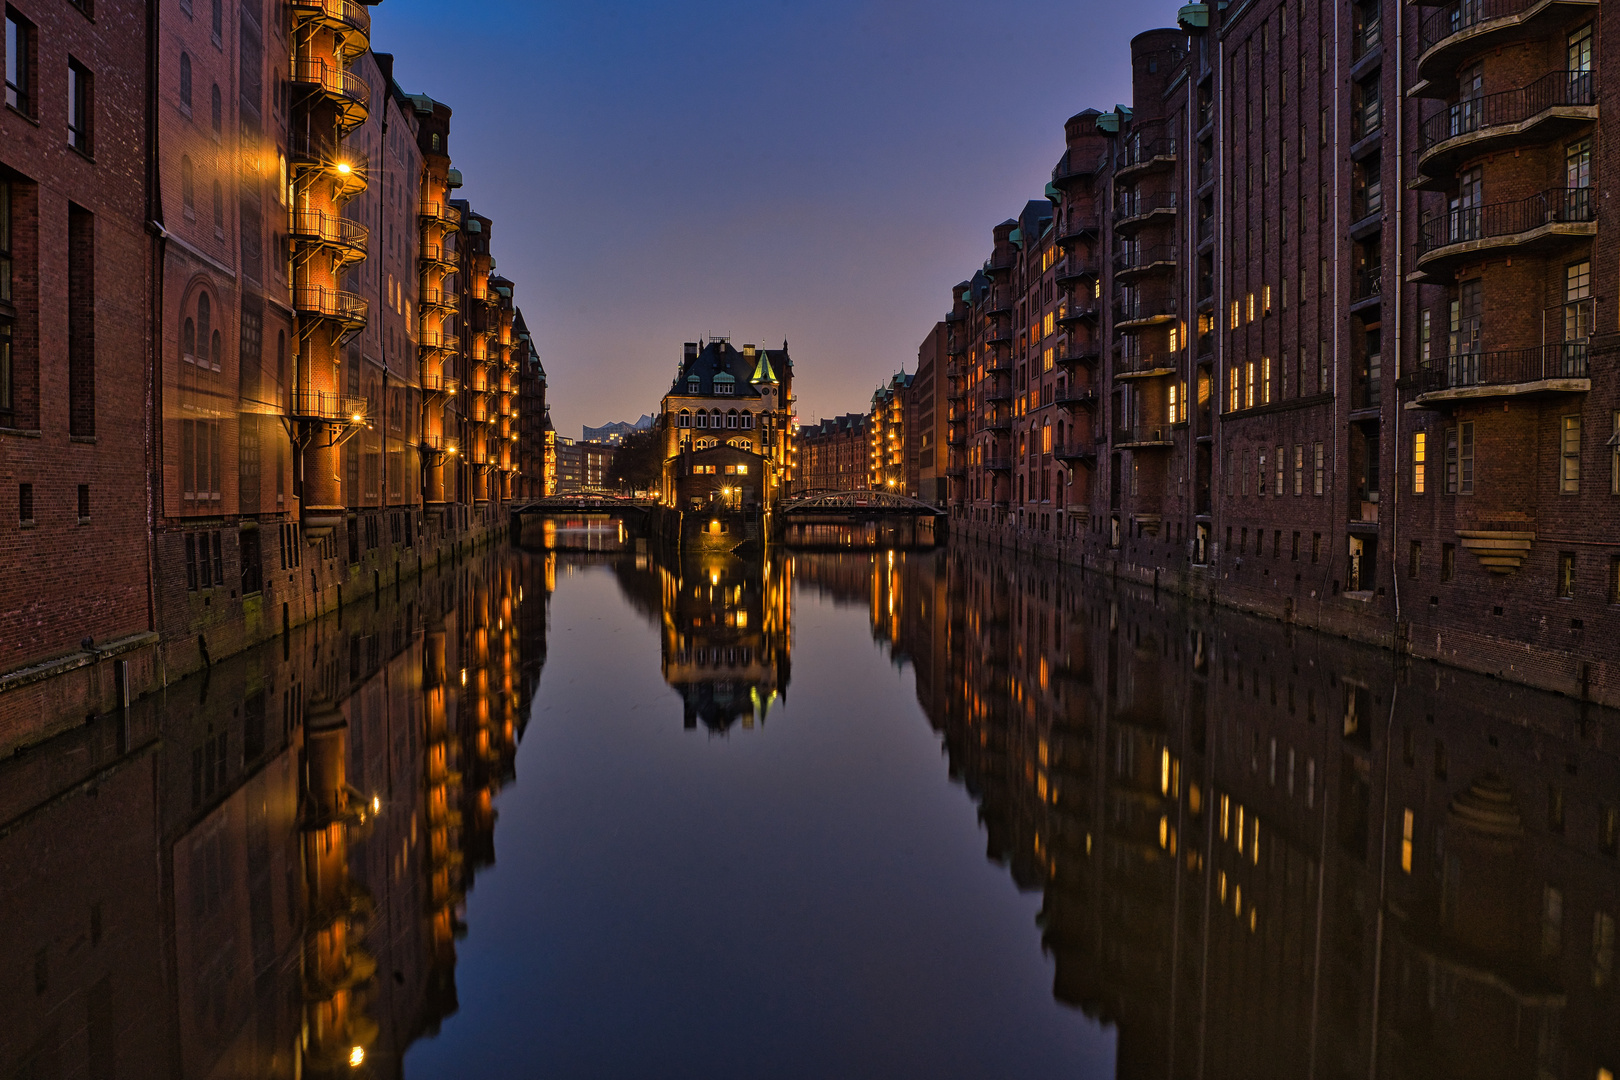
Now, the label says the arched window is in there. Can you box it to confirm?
[678,410,690,428]
[210,85,221,135]
[212,179,223,235]
[179,53,192,111]
[430,133,440,152]
[180,155,195,213]
[740,413,752,429]
[726,410,738,429]
[182,317,196,361]
[196,294,211,361]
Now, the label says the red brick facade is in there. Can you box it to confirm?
[933,0,1620,706]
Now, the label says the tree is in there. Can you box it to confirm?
[606,429,662,492]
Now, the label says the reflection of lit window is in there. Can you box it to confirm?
[1401,809,1414,873]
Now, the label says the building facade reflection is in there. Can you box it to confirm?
[803,546,1620,1080]
[615,550,792,733]
[0,547,552,1080]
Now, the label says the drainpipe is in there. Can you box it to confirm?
[1389,0,1405,635]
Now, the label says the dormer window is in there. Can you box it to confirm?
[687,376,700,393]
[716,381,733,395]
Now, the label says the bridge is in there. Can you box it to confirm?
[512,490,657,516]
[777,490,945,549]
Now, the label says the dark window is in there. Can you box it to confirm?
[17,481,31,522]
[212,530,223,585]
[1409,540,1421,579]
[179,52,192,111]
[181,155,194,215]
[5,9,31,115]
[1549,784,1566,834]
[68,205,94,436]
[184,534,198,590]
[240,526,262,594]
[77,484,89,521]
[210,0,221,45]
[1442,543,1456,582]
[210,83,220,136]
[67,61,90,153]
[1603,806,1619,857]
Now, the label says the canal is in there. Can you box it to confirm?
[3,540,1617,1079]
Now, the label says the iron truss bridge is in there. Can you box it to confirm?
[513,490,657,514]
[779,491,946,517]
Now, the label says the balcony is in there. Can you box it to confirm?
[986,386,1013,404]
[985,457,1014,472]
[1055,386,1097,411]
[1057,215,1100,247]
[1351,265,1383,309]
[420,369,458,397]
[1415,187,1594,280]
[419,286,456,311]
[419,330,460,354]
[294,284,368,330]
[419,241,458,269]
[1417,0,1598,92]
[1416,71,1596,183]
[985,252,1017,278]
[1055,442,1097,465]
[289,208,368,264]
[1113,352,1178,380]
[1113,245,1178,283]
[1052,148,1103,190]
[1058,301,1101,328]
[287,133,368,195]
[1054,258,1096,285]
[1401,344,1590,406]
[1112,424,1176,449]
[985,353,1014,375]
[419,200,463,229]
[289,390,368,423]
[985,415,1013,433]
[1115,296,1178,332]
[290,57,370,131]
[1116,138,1177,181]
[288,0,371,43]
[1056,343,1101,371]
[1114,193,1177,232]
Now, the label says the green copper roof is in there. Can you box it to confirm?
[713,371,736,383]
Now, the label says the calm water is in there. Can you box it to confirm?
[3,541,1617,1079]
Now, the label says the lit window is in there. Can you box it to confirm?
[1401,809,1414,873]
[1413,432,1426,494]
[1562,415,1581,494]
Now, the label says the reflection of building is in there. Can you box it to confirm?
[816,545,1620,1080]
[608,550,791,732]
[0,548,552,1079]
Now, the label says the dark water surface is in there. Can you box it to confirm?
[4,542,1618,1080]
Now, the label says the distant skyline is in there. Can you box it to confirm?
[377,1,1177,435]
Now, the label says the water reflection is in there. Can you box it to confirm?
[6,540,1620,1079]
[0,549,552,1080]
[802,547,1620,1080]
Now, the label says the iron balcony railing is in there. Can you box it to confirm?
[1419,70,1595,152]
[1119,137,1177,171]
[288,208,368,251]
[984,457,1013,472]
[1055,442,1096,462]
[419,241,457,266]
[1403,343,1590,393]
[1417,186,1594,254]
[1114,192,1178,224]
[1114,350,1177,375]
[1113,245,1179,275]
[419,286,455,310]
[419,370,458,395]
[293,284,368,325]
[1115,295,1179,326]
[1113,424,1174,446]
[1353,265,1384,303]
[289,390,368,422]
[288,0,371,36]
[419,200,463,228]
[290,57,370,114]
[286,132,367,179]
[419,330,460,353]
[1421,0,1565,54]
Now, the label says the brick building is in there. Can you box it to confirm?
[553,437,614,492]
[1,2,551,749]
[795,413,868,494]
[931,1,1620,706]
[0,0,157,742]
[913,323,949,506]
[514,308,549,500]
[868,371,913,494]
[656,339,794,507]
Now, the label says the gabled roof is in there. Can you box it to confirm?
[667,340,792,400]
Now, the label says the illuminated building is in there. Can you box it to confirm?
[868,372,914,494]
[657,340,795,509]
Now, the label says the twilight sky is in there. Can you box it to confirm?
[377,0,1177,438]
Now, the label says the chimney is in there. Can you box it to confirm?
[743,344,756,358]
[683,342,699,361]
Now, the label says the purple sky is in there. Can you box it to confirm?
[378,1,1177,438]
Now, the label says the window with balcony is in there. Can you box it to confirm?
[1352,73,1381,140]
[1448,278,1482,384]
[5,8,31,116]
